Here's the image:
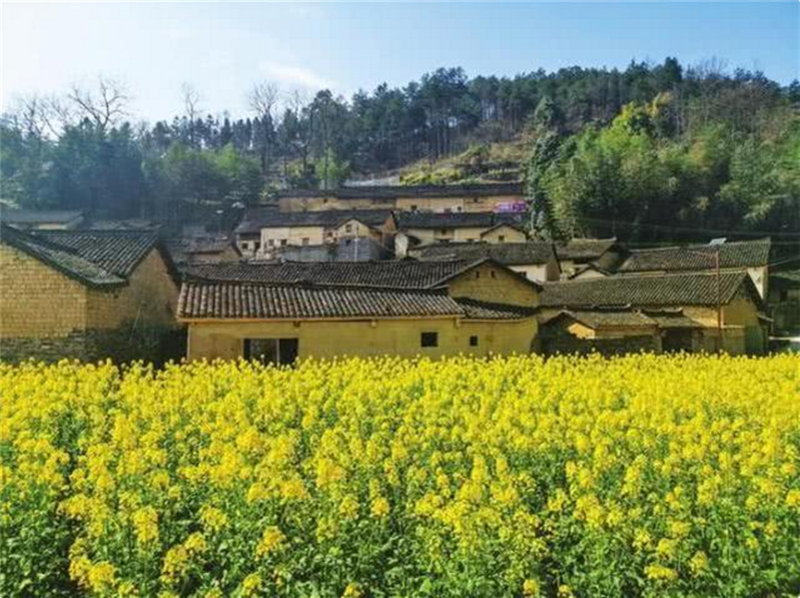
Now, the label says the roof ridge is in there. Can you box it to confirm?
[184,278,450,295]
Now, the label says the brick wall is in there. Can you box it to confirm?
[0,245,88,337]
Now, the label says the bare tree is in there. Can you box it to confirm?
[286,88,312,171]
[7,93,73,139]
[181,83,202,146]
[248,81,280,177]
[68,76,130,132]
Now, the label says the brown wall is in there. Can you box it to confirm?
[186,316,538,361]
[86,249,178,330]
[0,245,89,338]
[447,263,539,307]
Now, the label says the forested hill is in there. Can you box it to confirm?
[2,58,799,243]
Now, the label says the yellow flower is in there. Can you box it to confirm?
[241,573,262,597]
[522,578,540,597]
[370,497,390,518]
[645,564,678,582]
[88,561,117,594]
[255,526,286,558]
[132,506,159,547]
[342,582,362,598]
[689,551,709,577]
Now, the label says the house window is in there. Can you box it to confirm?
[302,238,310,246]
[280,239,287,246]
[470,335,479,347]
[421,332,438,348]
[254,242,261,251]
[456,207,463,212]
[410,204,418,211]
[475,271,480,279]
[440,228,448,235]
[244,338,299,365]
[345,224,353,233]
[498,235,506,242]
[268,239,275,247]
[490,270,496,278]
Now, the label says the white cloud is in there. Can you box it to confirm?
[259,61,337,91]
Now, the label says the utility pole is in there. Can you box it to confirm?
[715,246,722,353]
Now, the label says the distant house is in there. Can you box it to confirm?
[768,269,800,335]
[0,225,179,361]
[1,209,85,230]
[554,238,621,278]
[539,271,769,355]
[234,208,395,258]
[567,263,613,281]
[617,239,772,297]
[180,258,540,362]
[394,212,527,256]
[411,241,560,283]
[274,237,388,262]
[275,182,525,213]
[166,236,241,270]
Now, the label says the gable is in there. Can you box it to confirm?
[446,262,539,307]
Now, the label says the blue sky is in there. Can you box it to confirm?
[2,2,798,122]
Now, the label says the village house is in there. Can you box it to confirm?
[274,236,388,262]
[275,182,526,213]
[410,241,561,283]
[538,271,769,355]
[768,269,800,335]
[617,238,772,297]
[180,258,540,362]
[166,236,241,271]
[1,209,86,230]
[234,208,396,258]
[554,238,622,279]
[394,212,527,257]
[0,224,180,361]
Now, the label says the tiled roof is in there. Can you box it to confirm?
[543,308,702,330]
[543,309,657,329]
[33,229,160,277]
[275,182,523,200]
[178,281,534,321]
[1,209,84,225]
[555,238,618,261]
[187,259,482,289]
[235,208,394,235]
[415,242,556,265]
[540,271,755,309]
[0,223,124,287]
[619,239,771,273]
[396,212,524,230]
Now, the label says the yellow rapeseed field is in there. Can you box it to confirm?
[1,354,799,598]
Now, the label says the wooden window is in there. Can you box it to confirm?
[498,235,505,242]
[421,332,438,348]
[302,238,310,246]
[470,335,479,347]
[490,270,496,278]
[475,271,480,279]
[345,224,353,233]
[244,338,299,365]
[280,239,287,246]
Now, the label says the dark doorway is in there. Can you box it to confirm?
[244,338,299,365]
[662,329,693,353]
